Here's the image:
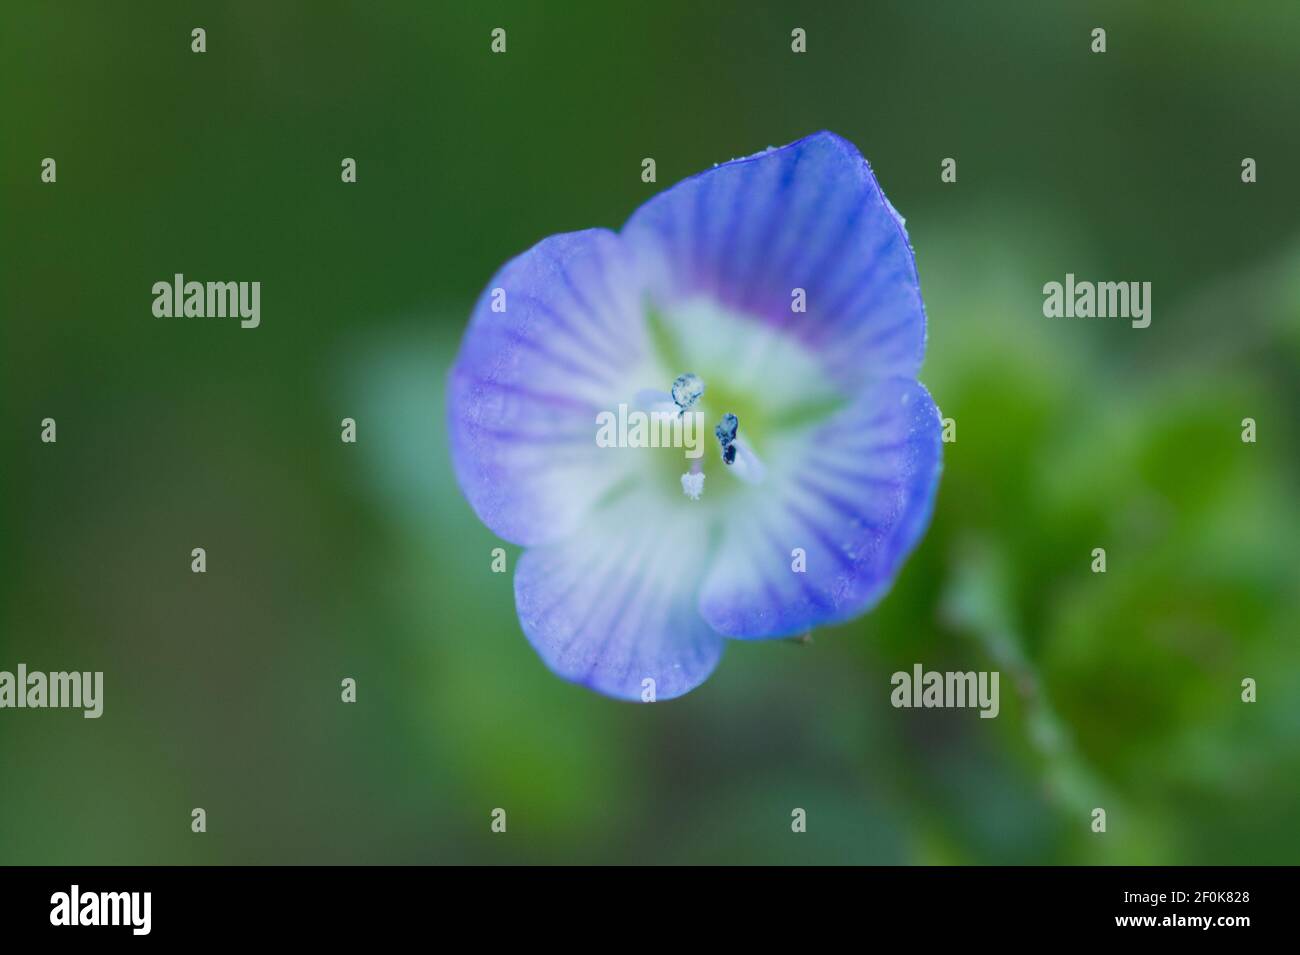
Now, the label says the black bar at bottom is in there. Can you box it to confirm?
[0,866,1285,940]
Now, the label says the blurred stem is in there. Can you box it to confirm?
[941,536,1119,822]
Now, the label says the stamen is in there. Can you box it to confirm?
[715,413,766,485]
[715,413,739,463]
[671,372,705,412]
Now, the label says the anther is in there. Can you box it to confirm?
[715,413,739,465]
[671,372,705,412]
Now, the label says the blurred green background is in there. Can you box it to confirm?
[2,1,1297,865]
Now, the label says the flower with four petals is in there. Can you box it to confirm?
[448,131,943,700]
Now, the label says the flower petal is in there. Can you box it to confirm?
[515,492,725,700]
[447,229,664,546]
[622,131,926,393]
[697,377,942,638]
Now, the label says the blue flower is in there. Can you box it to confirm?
[448,132,943,700]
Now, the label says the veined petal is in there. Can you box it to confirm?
[622,131,926,393]
[447,229,663,546]
[514,491,725,700]
[697,378,942,639]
